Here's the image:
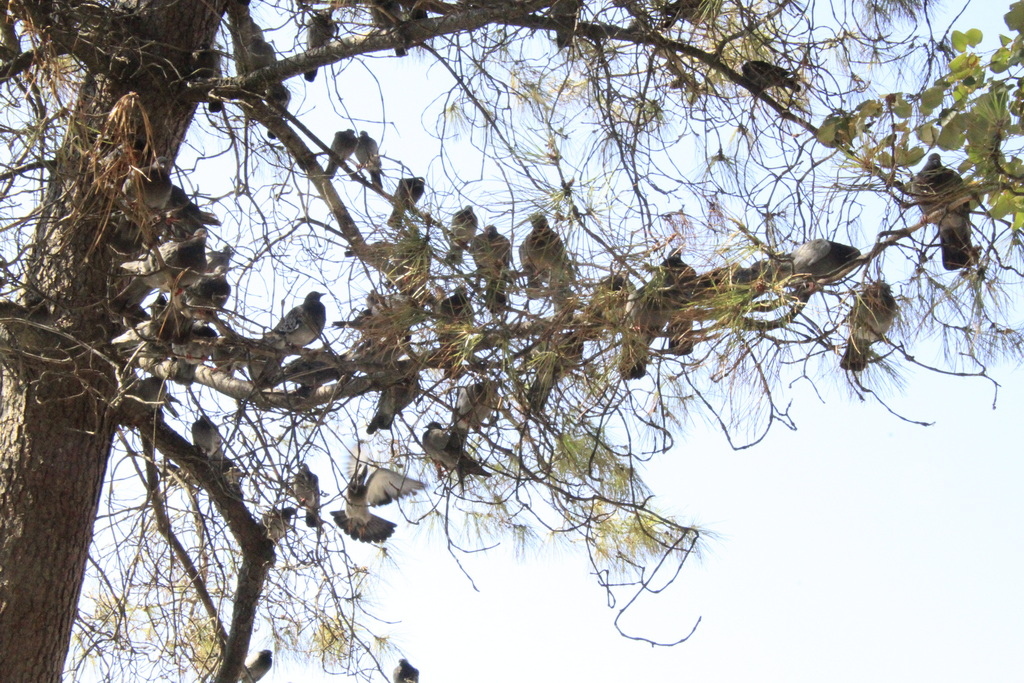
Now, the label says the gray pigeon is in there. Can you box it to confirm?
[185,267,231,311]
[741,60,800,93]
[355,131,383,188]
[262,507,296,543]
[265,82,290,110]
[659,0,706,27]
[519,213,573,300]
[470,225,513,313]
[369,0,408,57]
[621,253,696,380]
[331,459,425,543]
[787,239,860,281]
[422,421,489,480]
[123,157,173,210]
[446,206,479,264]
[912,153,975,270]
[191,415,223,459]
[839,281,898,372]
[325,129,358,178]
[293,462,322,527]
[247,36,276,71]
[124,375,179,417]
[394,658,420,683]
[188,48,223,112]
[387,177,426,228]
[240,649,273,682]
[366,373,420,434]
[166,185,220,237]
[453,380,497,436]
[265,291,326,348]
[304,11,335,81]
[280,354,342,396]
[121,228,208,293]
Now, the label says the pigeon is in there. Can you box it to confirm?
[265,81,290,109]
[394,658,420,683]
[434,287,474,373]
[446,206,479,264]
[205,246,234,272]
[304,11,334,81]
[166,185,220,236]
[189,48,224,113]
[355,131,383,188]
[470,225,513,312]
[453,380,497,436]
[550,0,581,49]
[741,60,800,93]
[191,415,223,459]
[786,239,860,283]
[280,354,342,396]
[659,0,706,27]
[366,372,420,434]
[911,153,975,270]
[262,507,296,543]
[519,214,573,300]
[293,462,322,527]
[621,253,696,380]
[185,268,231,310]
[124,375,179,417]
[265,291,326,348]
[247,36,276,71]
[423,420,489,480]
[241,649,273,682]
[331,459,425,543]
[121,228,208,293]
[123,157,173,210]
[369,0,408,57]
[171,323,218,363]
[325,129,358,178]
[839,281,898,372]
[387,177,426,228]
[527,328,586,412]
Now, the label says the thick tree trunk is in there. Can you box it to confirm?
[0,1,225,678]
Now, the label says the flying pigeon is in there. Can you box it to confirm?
[366,372,420,434]
[470,225,513,312]
[621,253,696,380]
[550,0,581,49]
[262,507,296,543]
[519,213,573,300]
[423,421,489,480]
[839,281,898,372]
[123,157,173,210]
[741,60,800,93]
[304,11,335,82]
[191,415,223,459]
[369,0,409,57]
[394,658,420,683]
[241,649,273,682]
[330,459,425,543]
[387,177,426,228]
[325,129,358,178]
[121,228,208,293]
[355,131,383,188]
[912,153,975,270]
[265,291,326,348]
[446,206,479,264]
[293,462,322,527]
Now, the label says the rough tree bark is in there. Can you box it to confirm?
[0,1,226,679]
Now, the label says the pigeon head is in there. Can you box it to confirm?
[305,291,324,304]
[425,421,444,430]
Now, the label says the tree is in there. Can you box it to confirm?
[0,0,1019,680]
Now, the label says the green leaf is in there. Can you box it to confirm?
[816,118,839,147]
[917,123,937,145]
[952,30,968,53]
[966,29,984,46]
[892,95,913,118]
[936,114,966,150]
[920,86,946,114]
[903,147,926,167]
[1005,2,1024,32]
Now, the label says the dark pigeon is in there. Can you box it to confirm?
[470,225,513,313]
[191,415,223,459]
[839,281,897,372]
[387,177,426,228]
[325,129,358,178]
[123,157,173,210]
[265,291,326,349]
[742,60,800,93]
[621,253,696,380]
[292,462,322,527]
[519,213,573,301]
[304,11,334,82]
[355,131,383,188]
[262,507,296,543]
[241,649,273,682]
[912,153,975,270]
[446,206,479,264]
[394,658,420,683]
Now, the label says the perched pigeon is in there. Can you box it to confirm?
[355,131,383,188]
[262,507,296,543]
[453,380,497,436]
[247,35,276,71]
[204,246,233,272]
[280,354,342,396]
[185,267,231,310]
[519,214,573,300]
[470,225,513,312]
[124,375,179,417]
[121,228,208,293]
[189,48,224,113]
[741,60,800,93]
[423,421,489,480]
[394,658,420,683]
[659,0,706,27]
[265,291,326,348]
[839,281,898,372]
[369,0,408,57]
[191,415,223,459]
[171,323,218,363]
[331,459,425,543]
[241,649,273,682]
[621,253,696,380]
[123,157,173,210]
[527,328,586,412]
[166,185,220,236]
[446,206,479,264]
[912,153,975,270]
[325,129,358,178]
[265,81,290,109]
[387,177,426,228]
[367,372,420,434]
[304,11,334,82]
[550,0,581,49]
[786,239,860,284]
[293,462,322,527]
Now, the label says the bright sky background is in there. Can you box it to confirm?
[215,2,1024,682]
